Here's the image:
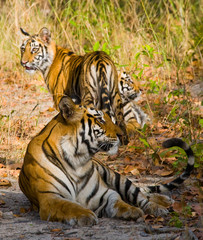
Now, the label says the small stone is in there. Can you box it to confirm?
[2,211,14,219]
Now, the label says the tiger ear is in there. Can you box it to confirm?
[59,96,76,120]
[38,27,51,44]
[20,28,30,36]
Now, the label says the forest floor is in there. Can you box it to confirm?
[0,68,202,240]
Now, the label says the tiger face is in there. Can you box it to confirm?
[20,28,54,75]
[57,96,123,158]
[118,70,142,104]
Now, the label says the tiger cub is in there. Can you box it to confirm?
[20,27,127,144]
[118,70,150,135]
[19,96,194,226]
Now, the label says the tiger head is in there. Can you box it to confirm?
[20,27,55,74]
[118,70,142,104]
[58,96,123,156]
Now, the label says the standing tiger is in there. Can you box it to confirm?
[20,27,128,144]
[19,96,194,226]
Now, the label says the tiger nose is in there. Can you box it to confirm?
[21,60,28,66]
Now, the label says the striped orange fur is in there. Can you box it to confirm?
[20,27,127,143]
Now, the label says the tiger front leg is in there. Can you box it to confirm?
[39,195,98,226]
[99,190,143,221]
[94,160,173,217]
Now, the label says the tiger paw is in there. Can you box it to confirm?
[67,209,98,226]
[115,200,144,221]
[39,199,98,226]
[149,193,174,208]
[141,201,169,217]
[142,193,173,217]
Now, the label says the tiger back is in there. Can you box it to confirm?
[20,27,127,143]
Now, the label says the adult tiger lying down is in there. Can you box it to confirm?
[19,97,194,226]
[20,27,127,144]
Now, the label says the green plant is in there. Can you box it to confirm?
[169,212,183,228]
[192,142,203,169]
[92,41,121,56]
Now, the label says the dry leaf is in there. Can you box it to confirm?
[47,107,55,112]
[50,228,62,232]
[154,169,173,176]
[124,156,131,164]
[144,214,154,220]
[20,208,27,214]
[131,168,140,175]
[185,73,194,80]
[154,158,161,166]
[0,200,5,205]
[13,214,21,218]
[172,201,186,213]
[191,212,197,217]
[156,216,164,222]
[0,179,12,186]
[144,214,156,223]
[124,165,134,173]
[19,235,25,239]
[192,203,202,216]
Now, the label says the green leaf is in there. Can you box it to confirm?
[102,42,107,51]
[118,64,129,68]
[139,138,150,148]
[69,20,77,27]
[180,99,187,105]
[199,119,203,128]
[102,43,110,54]
[156,63,164,68]
[93,41,100,51]
[145,44,153,52]
[138,69,143,78]
[163,146,187,155]
[134,52,141,60]
[113,45,121,50]
[132,73,138,79]
[129,146,144,150]
[38,86,48,93]
[194,162,200,168]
